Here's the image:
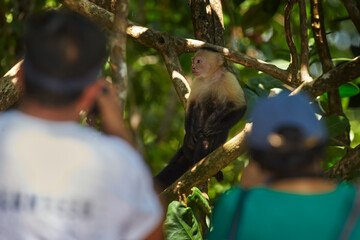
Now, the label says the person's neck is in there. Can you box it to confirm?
[18,98,80,122]
[269,177,337,194]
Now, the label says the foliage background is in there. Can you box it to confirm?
[1,0,360,201]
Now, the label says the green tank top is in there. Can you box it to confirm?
[207,184,360,240]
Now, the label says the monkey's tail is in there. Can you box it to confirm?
[154,147,192,191]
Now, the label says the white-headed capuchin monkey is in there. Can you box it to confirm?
[155,47,247,190]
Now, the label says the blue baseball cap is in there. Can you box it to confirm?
[247,93,327,151]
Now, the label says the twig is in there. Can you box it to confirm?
[310,0,344,116]
[310,0,333,72]
[330,137,352,150]
[299,0,313,83]
[284,0,299,83]
[303,56,360,97]
[342,0,360,33]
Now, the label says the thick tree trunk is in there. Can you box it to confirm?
[190,0,225,46]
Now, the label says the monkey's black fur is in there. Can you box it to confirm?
[155,49,246,190]
[155,96,246,190]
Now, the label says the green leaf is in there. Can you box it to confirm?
[354,77,360,85]
[323,146,347,168]
[339,83,359,98]
[268,59,290,70]
[164,201,203,240]
[323,83,359,98]
[324,115,350,138]
[246,75,284,97]
[186,187,211,215]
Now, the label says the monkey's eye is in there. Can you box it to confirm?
[197,59,201,64]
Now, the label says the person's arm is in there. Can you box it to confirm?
[95,79,135,146]
[111,142,164,240]
[144,220,165,240]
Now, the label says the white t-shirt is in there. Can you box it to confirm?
[0,110,162,240]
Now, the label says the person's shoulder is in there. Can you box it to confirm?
[222,186,243,196]
[336,182,357,195]
[0,110,19,121]
[338,182,356,189]
[0,110,35,132]
[215,186,245,207]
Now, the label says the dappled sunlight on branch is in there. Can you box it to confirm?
[171,70,190,99]
[127,25,148,38]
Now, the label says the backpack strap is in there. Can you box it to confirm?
[228,189,248,240]
[338,186,360,240]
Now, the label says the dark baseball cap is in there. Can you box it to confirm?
[23,10,107,93]
[247,93,328,151]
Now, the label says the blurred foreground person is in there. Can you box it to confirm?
[207,93,360,240]
[0,11,163,239]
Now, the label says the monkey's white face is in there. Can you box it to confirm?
[191,55,211,78]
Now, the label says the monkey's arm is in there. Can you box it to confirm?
[184,101,203,147]
[154,102,202,190]
[203,101,247,135]
[154,147,192,190]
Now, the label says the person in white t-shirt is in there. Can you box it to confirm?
[0,10,163,240]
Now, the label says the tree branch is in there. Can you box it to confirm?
[310,0,333,72]
[190,0,225,46]
[89,0,116,12]
[110,0,129,108]
[309,0,345,127]
[58,0,292,86]
[299,0,312,83]
[325,144,360,180]
[58,0,114,29]
[209,0,225,46]
[342,0,360,33]
[303,56,360,97]
[284,0,299,84]
[310,0,344,117]
[161,51,190,108]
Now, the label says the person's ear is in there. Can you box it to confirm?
[75,80,102,114]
